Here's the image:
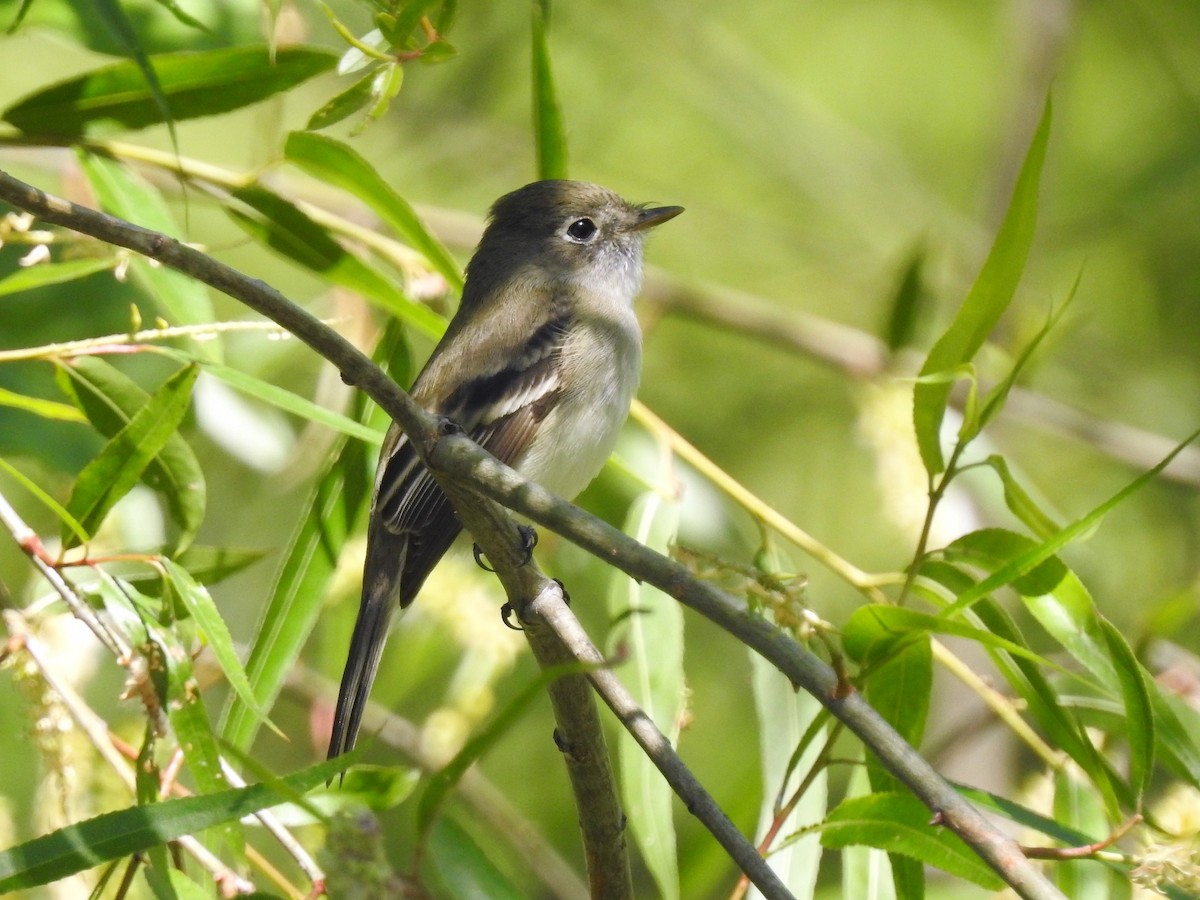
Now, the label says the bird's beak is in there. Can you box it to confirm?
[628,205,684,231]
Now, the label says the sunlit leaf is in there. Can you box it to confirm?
[57,355,206,550]
[0,758,344,891]
[0,257,115,297]
[163,559,282,738]
[284,131,463,290]
[306,67,376,131]
[821,793,1003,890]
[220,408,375,750]
[607,491,683,900]
[3,46,336,135]
[64,364,199,548]
[913,98,1051,474]
[226,185,443,339]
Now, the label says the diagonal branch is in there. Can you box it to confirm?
[0,167,1063,900]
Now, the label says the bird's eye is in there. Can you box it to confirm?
[566,217,598,241]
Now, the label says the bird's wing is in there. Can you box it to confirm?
[328,311,570,760]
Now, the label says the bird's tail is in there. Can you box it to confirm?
[327,532,408,761]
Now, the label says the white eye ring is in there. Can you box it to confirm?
[565,217,598,242]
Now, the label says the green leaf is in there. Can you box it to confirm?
[977,267,1082,434]
[843,602,1057,671]
[424,817,526,900]
[305,67,377,131]
[355,62,404,134]
[162,559,282,739]
[284,131,464,291]
[64,364,199,548]
[226,185,444,339]
[1098,620,1154,805]
[94,0,175,146]
[154,346,383,445]
[0,458,90,547]
[57,356,206,550]
[863,637,931,798]
[1052,770,1111,898]
[266,765,419,826]
[882,246,926,353]
[76,150,218,361]
[938,426,1200,618]
[913,98,1051,474]
[821,793,1003,890]
[982,455,1061,540]
[0,386,86,422]
[0,758,345,891]
[607,491,684,900]
[0,257,115,297]
[220,418,374,750]
[3,46,337,135]
[750,651,826,897]
[531,0,567,180]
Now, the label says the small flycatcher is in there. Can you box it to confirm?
[329,180,683,759]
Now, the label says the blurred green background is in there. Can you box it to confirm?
[1,0,1198,896]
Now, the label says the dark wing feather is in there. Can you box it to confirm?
[328,313,569,761]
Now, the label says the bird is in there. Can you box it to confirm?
[327,180,683,760]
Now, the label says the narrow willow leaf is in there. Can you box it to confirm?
[883,246,925,353]
[142,612,229,799]
[226,185,443,338]
[127,545,267,595]
[154,346,383,444]
[424,818,526,900]
[913,99,1052,474]
[821,793,1003,890]
[0,458,90,547]
[0,758,344,891]
[1053,770,1111,898]
[162,559,282,738]
[926,563,1107,780]
[3,46,336,135]
[306,67,376,130]
[0,257,115,297]
[356,62,403,134]
[863,638,931,798]
[57,356,205,549]
[1098,619,1154,805]
[284,131,463,290]
[977,266,1083,433]
[268,765,419,825]
[939,427,1200,618]
[983,455,1061,540]
[64,364,199,548]
[841,767,896,900]
[94,0,174,143]
[750,652,825,898]
[607,491,684,900]
[531,0,567,180]
[76,151,218,362]
[0,387,85,422]
[843,602,1057,671]
[220,423,373,750]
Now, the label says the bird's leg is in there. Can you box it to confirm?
[516,525,538,564]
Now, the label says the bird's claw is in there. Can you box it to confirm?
[472,543,495,572]
[500,602,523,631]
